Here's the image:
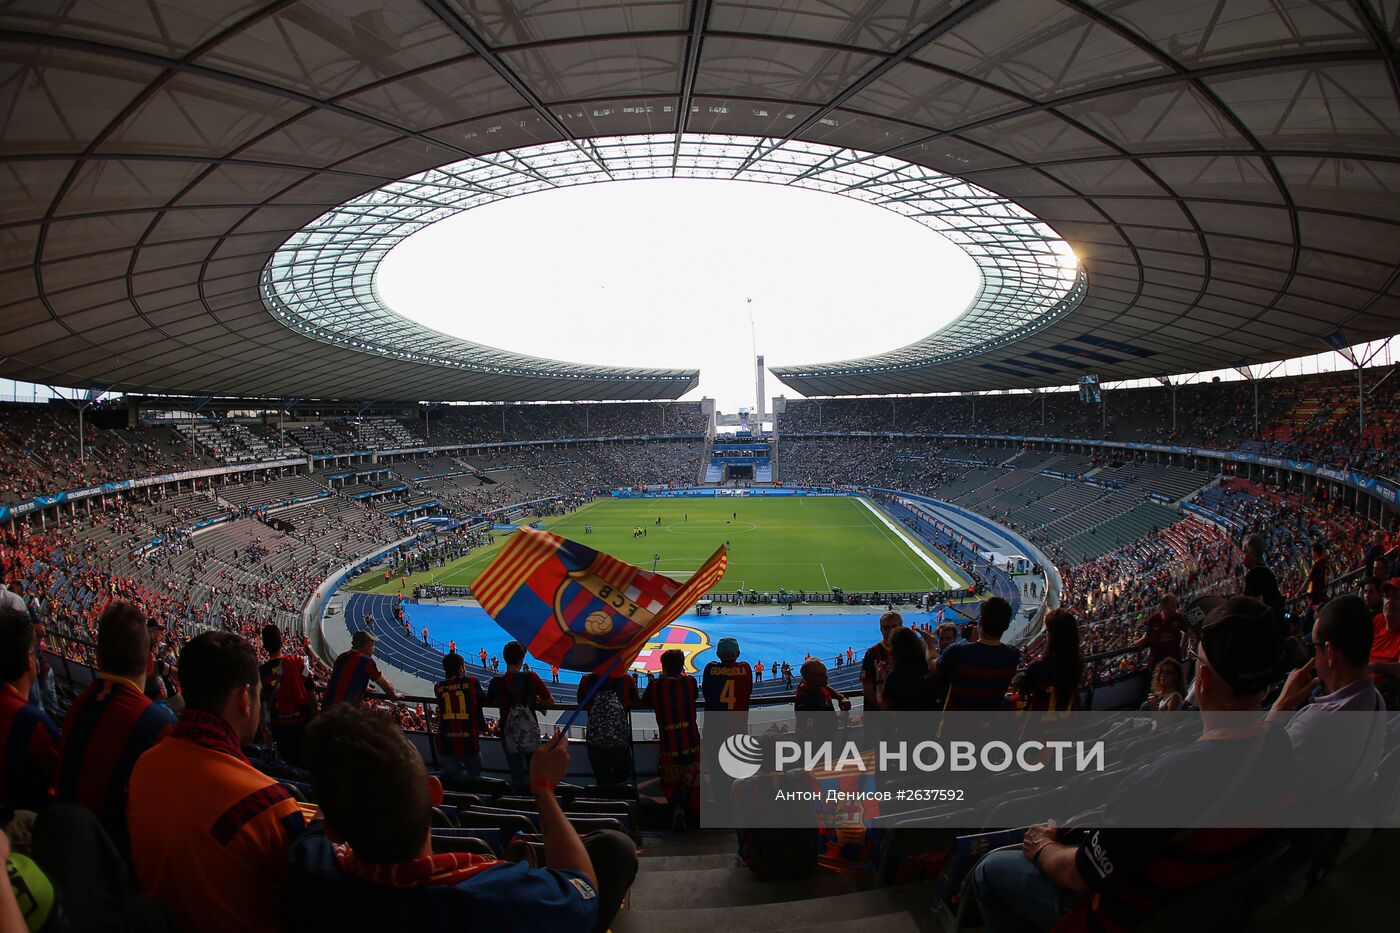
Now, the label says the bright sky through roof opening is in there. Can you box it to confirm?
[376,179,980,412]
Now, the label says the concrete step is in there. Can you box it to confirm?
[613,883,936,933]
[776,910,930,933]
[640,832,738,857]
[638,852,740,871]
[630,865,864,910]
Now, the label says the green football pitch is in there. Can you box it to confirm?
[348,495,965,595]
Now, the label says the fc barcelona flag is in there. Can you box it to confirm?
[473,527,728,675]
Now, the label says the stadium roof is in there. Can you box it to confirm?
[3,1,1399,401]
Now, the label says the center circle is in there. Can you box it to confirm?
[665,520,758,535]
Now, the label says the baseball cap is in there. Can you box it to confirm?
[1187,595,1283,696]
[1182,595,1227,635]
[717,637,740,660]
[1381,577,1400,595]
[351,630,377,649]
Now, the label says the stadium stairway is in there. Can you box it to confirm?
[615,832,938,932]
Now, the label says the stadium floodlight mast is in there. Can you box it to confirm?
[1154,375,1176,433]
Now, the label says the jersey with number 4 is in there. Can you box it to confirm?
[702,661,753,711]
[434,675,487,757]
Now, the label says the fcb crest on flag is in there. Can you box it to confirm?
[472,527,728,675]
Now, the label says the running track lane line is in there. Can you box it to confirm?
[853,496,959,589]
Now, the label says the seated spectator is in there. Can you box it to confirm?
[0,607,59,812]
[486,641,552,794]
[1360,576,1383,617]
[0,558,25,615]
[1268,595,1386,804]
[433,652,486,789]
[323,630,400,711]
[1369,578,1400,705]
[56,601,176,853]
[1142,658,1185,712]
[641,649,700,832]
[1017,609,1082,712]
[260,624,315,767]
[288,704,636,933]
[972,595,1293,932]
[576,667,640,787]
[128,631,306,933]
[934,597,1020,711]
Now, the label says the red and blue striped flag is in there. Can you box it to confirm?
[472,527,728,675]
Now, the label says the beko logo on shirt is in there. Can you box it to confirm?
[1085,832,1114,877]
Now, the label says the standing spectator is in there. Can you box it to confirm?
[860,612,904,711]
[1305,540,1330,630]
[288,706,635,933]
[934,598,1020,712]
[486,641,551,794]
[1268,595,1386,804]
[576,670,639,786]
[642,649,700,832]
[259,624,314,766]
[433,652,486,789]
[128,631,306,933]
[0,608,59,811]
[323,631,400,711]
[701,638,752,715]
[794,659,850,743]
[56,602,175,853]
[928,622,958,709]
[1240,533,1286,633]
[879,628,941,712]
[1018,609,1082,712]
[1132,593,1184,670]
[1363,532,1386,580]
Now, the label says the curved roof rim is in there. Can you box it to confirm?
[261,133,1081,382]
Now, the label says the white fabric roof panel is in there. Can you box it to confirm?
[0,0,1394,401]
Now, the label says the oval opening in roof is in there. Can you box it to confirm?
[376,177,979,408]
[263,133,1079,404]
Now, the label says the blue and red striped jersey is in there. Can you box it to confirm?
[323,651,381,711]
[0,682,60,810]
[433,675,486,758]
[937,641,1021,712]
[642,674,699,756]
[57,674,176,849]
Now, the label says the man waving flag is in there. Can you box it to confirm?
[473,527,728,676]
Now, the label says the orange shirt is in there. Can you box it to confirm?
[1371,614,1400,668]
[127,710,305,933]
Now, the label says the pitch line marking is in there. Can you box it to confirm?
[845,495,935,588]
[853,496,957,589]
